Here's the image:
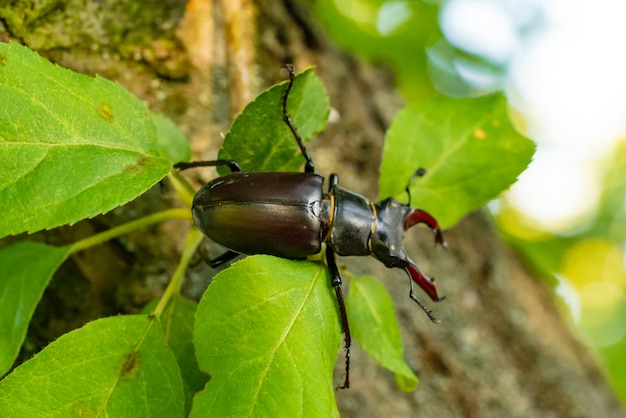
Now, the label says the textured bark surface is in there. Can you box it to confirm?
[2,0,624,416]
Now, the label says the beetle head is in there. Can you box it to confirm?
[370,198,446,304]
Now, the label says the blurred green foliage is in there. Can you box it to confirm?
[498,142,626,405]
[313,0,626,407]
[314,0,439,101]
[312,0,506,101]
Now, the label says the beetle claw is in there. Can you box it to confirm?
[434,229,448,249]
[405,208,445,236]
[405,259,441,302]
[404,208,447,250]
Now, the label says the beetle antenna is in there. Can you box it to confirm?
[409,285,441,323]
[282,64,315,173]
[405,167,426,207]
[403,167,447,249]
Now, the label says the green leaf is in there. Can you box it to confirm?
[153,113,192,164]
[0,42,171,237]
[217,67,329,173]
[347,275,418,391]
[0,241,70,376]
[143,295,207,415]
[0,315,185,417]
[379,93,535,228]
[191,255,341,418]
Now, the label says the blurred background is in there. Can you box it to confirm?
[312,0,626,406]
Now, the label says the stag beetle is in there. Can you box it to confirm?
[174,65,446,389]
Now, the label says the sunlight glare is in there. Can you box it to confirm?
[440,0,519,64]
[506,149,599,232]
[555,274,581,323]
[508,0,626,159]
[376,1,412,36]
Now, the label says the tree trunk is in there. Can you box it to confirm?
[3,0,623,416]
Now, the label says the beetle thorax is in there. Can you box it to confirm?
[326,186,375,257]
[369,198,411,269]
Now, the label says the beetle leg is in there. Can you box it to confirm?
[209,250,240,268]
[325,245,351,389]
[193,246,240,268]
[282,64,315,174]
[328,173,339,189]
[173,160,242,173]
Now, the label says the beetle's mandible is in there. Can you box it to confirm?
[174,65,446,389]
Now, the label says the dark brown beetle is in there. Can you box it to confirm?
[175,65,446,389]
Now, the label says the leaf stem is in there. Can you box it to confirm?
[152,228,204,318]
[68,208,191,254]
[169,170,197,206]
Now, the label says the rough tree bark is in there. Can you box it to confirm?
[2,0,623,417]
